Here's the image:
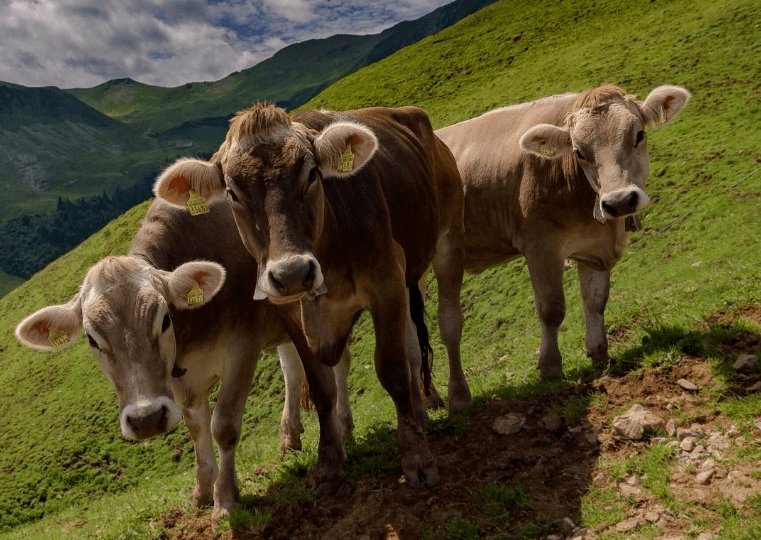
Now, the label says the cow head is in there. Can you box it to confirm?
[154,103,378,305]
[15,257,225,440]
[520,84,690,223]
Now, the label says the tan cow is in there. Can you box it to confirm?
[436,84,690,383]
[153,104,466,493]
[15,199,352,523]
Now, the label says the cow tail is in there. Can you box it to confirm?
[409,284,433,396]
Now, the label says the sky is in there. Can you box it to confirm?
[0,0,453,90]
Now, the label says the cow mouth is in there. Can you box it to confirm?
[260,283,329,305]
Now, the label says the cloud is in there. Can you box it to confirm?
[0,0,453,89]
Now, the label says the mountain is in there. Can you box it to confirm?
[0,82,159,219]
[65,0,499,135]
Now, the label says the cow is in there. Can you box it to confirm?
[14,199,353,524]
[435,83,690,383]
[152,103,466,493]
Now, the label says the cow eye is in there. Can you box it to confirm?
[226,188,239,203]
[161,314,172,333]
[307,167,320,185]
[574,149,585,161]
[86,334,99,349]
[635,130,645,146]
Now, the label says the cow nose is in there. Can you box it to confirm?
[268,258,316,293]
[601,188,645,218]
[127,405,168,436]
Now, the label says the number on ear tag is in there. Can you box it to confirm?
[187,285,204,306]
[337,145,354,172]
[540,145,555,156]
[187,190,210,216]
[48,328,69,349]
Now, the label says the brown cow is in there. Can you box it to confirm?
[153,104,466,492]
[15,199,352,523]
[436,84,690,383]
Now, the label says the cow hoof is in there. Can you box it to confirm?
[211,505,230,528]
[191,485,214,508]
[402,452,440,488]
[312,475,344,498]
[539,368,564,381]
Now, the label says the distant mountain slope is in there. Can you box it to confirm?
[66,0,499,136]
[0,83,159,219]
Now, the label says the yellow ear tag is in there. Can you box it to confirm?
[48,328,69,349]
[337,144,354,173]
[187,190,210,216]
[187,285,204,306]
[540,145,555,156]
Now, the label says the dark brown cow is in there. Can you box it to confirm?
[153,104,466,492]
[436,84,690,382]
[15,199,352,523]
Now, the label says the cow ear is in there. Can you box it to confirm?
[519,124,572,158]
[165,261,226,310]
[15,296,83,351]
[313,121,378,178]
[154,158,226,207]
[639,85,691,127]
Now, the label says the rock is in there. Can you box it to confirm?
[666,419,678,437]
[561,516,576,530]
[492,413,525,435]
[539,413,563,432]
[733,353,758,373]
[570,424,600,445]
[619,482,642,496]
[615,518,640,532]
[570,528,589,538]
[612,404,664,440]
[644,511,661,523]
[697,532,715,540]
[678,378,699,391]
[695,469,716,485]
[680,436,697,452]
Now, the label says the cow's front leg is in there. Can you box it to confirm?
[277,342,305,456]
[334,346,354,440]
[210,352,260,525]
[182,401,217,508]
[300,350,347,497]
[371,285,439,488]
[577,262,610,366]
[525,250,566,380]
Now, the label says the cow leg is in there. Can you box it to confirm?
[525,250,566,380]
[300,352,347,497]
[370,278,439,488]
[182,402,217,507]
[577,262,610,366]
[431,231,470,416]
[334,346,354,440]
[405,300,429,427]
[210,352,260,524]
[278,342,305,457]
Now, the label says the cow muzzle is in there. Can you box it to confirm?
[598,186,650,221]
[255,254,326,304]
[120,397,183,440]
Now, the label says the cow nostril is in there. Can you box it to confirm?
[626,191,639,209]
[128,405,168,434]
[269,271,286,291]
[304,261,316,288]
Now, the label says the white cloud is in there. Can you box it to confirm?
[0,0,453,89]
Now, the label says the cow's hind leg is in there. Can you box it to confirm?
[577,262,610,367]
[371,274,439,488]
[525,249,566,380]
[278,342,305,456]
[431,228,470,416]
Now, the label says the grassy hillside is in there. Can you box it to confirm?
[2,0,761,537]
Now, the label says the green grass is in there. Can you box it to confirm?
[2,0,761,537]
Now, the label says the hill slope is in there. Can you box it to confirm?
[0,83,159,219]
[2,0,761,537]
